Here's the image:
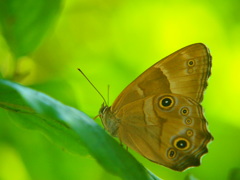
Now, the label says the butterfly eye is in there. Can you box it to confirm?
[167,148,177,159]
[173,137,190,150]
[180,107,189,116]
[187,59,195,67]
[159,96,174,109]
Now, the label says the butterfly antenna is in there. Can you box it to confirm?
[107,84,110,105]
[77,68,108,106]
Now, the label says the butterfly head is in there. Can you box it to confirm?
[99,103,108,115]
[99,104,119,137]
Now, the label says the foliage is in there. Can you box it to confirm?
[0,0,240,180]
[0,79,159,180]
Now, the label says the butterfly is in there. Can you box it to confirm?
[99,43,213,171]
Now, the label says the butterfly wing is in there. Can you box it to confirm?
[101,43,212,171]
[112,43,211,112]
[115,93,212,171]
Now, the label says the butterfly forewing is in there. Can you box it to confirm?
[156,43,211,103]
[112,43,211,111]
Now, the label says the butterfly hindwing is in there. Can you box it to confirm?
[115,93,212,171]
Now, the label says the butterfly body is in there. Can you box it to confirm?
[99,43,213,171]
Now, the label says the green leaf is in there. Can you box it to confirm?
[184,174,199,180]
[0,79,161,180]
[0,0,62,57]
[228,168,240,180]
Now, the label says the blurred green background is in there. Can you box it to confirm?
[0,0,240,180]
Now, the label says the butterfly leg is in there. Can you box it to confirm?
[93,114,100,120]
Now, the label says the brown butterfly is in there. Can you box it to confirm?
[99,43,213,171]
